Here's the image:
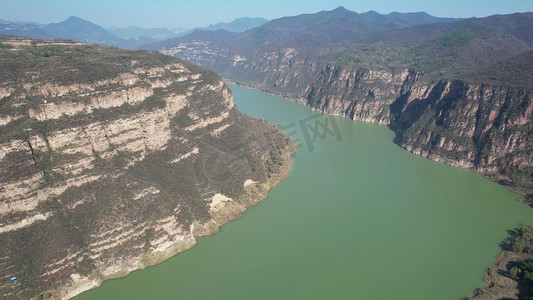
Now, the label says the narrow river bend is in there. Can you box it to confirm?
[75,84,533,300]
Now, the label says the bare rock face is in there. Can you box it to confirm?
[161,36,533,196]
[297,65,533,193]
[0,38,292,299]
[299,66,420,124]
[154,11,533,196]
[392,80,533,192]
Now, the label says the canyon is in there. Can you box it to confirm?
[152,8,533,198]
[0,6,532,300]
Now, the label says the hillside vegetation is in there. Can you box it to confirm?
[150,9,533,197]
[0,36,292,299]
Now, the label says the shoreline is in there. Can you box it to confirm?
[225,80,531,202]
[53,131,297,300]
[468,250,533,299]
[226,80,532,300]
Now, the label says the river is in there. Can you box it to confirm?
[75,84,533,299]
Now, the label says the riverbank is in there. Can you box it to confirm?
[467,225,533,299]
[68,83,533,300]
[226,80,533,300]
[226,80,531,202]
[468,250,533,299]
[54,131,296,300]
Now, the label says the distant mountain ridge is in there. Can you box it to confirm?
[148,7,460,53]
[151,7,531,83]
[0,19,45,27]
[44,16,123,45]
[203,17,269,32]
[0,16,127,47]
[0,23,55,40]
[364,10,459,25]
[0,16,269,49]
[107,26,181,40]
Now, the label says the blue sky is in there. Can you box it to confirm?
[1,0,532,29]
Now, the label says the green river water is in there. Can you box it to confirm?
[75,84,533,299]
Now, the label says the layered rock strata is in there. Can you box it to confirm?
[0,38,293,299]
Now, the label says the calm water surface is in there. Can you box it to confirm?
[75,84,533,299]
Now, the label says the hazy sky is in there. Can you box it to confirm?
[1,0,532,29]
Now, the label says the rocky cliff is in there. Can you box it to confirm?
[296,64,533,194]
[0,37,292,299]
[167,48,533,195]
[153,10,533,196]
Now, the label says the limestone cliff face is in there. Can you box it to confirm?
[165,42,532,194]
[392,80,533,191]
[299,65,420,124]
[0,38,292,299]
[298,64,532,194]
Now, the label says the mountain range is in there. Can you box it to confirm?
[3,8,530,195]
[0,23,55,40]
[148,6,533,200]
[0,16,269,49]
[1,6,532,299]
[107,26,181,40]
[201,17,269,32]
[149,7,530,78]
[44,16,124,45]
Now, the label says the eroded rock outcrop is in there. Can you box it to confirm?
[295,65,533,193]
[163,39,532,195]
[154,11,533,196]
[0,38,293,299]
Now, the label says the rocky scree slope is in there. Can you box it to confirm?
[151,9,533,196]
[0,37,291,299]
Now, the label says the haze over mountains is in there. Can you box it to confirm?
[106,26,181,41]
[0,23,55,40]
[0,8,463,50]
[147,7,532,75]
[201,17,269,32]
[44,16,124,45]
[0,16,269,49]
[152,6,532,88]
[151,8,458,51]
